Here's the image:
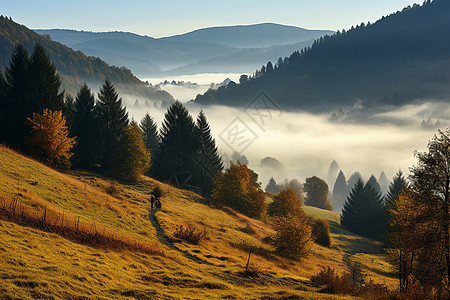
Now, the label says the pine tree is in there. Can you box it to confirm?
[139,113,159,154]
[341,178,385,239]
[347,171,362,197]
[153,101,197,181]
[367,175,382,195]
[63,94,75,131]
[195,110,223,195]
[378,171,389,195]
[0,71,6,142]
[332,170,348,212]
[95,80,129,170]
[385,170,408,209]
[3,44,30,146]
[28,43,64,113]
[72,84,96,168]
[265,177,278,193]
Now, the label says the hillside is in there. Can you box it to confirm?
[35,24,334,77]
[194,0,450,110]
[0,146,396,299]
[0,16,174,104]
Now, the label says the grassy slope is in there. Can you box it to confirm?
[0,146,394,299]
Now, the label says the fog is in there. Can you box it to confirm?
[124,95,449,188]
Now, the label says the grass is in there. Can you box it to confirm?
[0,145,395,299]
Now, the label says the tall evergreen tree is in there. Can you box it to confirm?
[265,177,278,193]
[378,171,389,196]
[139,113,159,154]
[153,101,197,181]
[385,170,408,209]
[0,71,6,142]
[3,44,30,146]
[341,178,385,239]
[367,175,382,195]
[95,80,129,170]
[347,171,362,197]
[72,84,96,168]
[332,170,348,212]
[195,110,223,195]
[28,43,64,113]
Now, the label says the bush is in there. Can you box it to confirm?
[312,218,332,247]
[311,267,357,295]
[152,185,163,198]
[173,224,206,244]
[271,214,313,260]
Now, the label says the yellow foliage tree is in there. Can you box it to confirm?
[26,109,76,169]
[212,161,266,218]
[108,124,151,182]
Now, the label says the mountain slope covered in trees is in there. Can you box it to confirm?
[194,0,450,110]
[0,16,173,103]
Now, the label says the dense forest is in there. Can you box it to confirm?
[0,16,173,103]
[195,0,450,110]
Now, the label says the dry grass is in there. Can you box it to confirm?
[0,145,396,299]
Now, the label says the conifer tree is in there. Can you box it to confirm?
[3,44,30,146]
[265,177,278,193]
[139,112,159,154]
[153,101,197,181]
[385,170,408,209]
[0,71,6,142]
[72,84,96,168]
[195,110,223,195]
[95,80,129,170]
[367,175,382,195]
[332,170,347,212]
[28,43,64,113]
[378,171,389,195]
[341,179,366,235]
[63,94,75,131]
[347,171,362,197]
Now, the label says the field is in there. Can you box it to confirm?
[0,145,396,299]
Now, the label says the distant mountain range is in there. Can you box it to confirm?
[0,17,173,104]
[35,24,334,77]
[194,0,450,110]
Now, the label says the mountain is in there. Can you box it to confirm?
[35,24,334,77]
[194,0,450,110]
[160,23,334,48]
[0,16,173,104]
[0,145,394,298]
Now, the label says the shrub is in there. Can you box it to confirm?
[271,214,313,260]
[173,224,206,244]
[152,185,163,198]
[312,218,332,247]
[311,267,357,295]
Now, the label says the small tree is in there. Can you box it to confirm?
[26,109,76,169]
[272,214,313,260]
[268,188,303,218]
[304,176,333,210]
[212,161,266,218]
[265,177,278,193]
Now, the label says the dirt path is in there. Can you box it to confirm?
[148,208,210,265]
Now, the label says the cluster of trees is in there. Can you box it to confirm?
[0,43,222,188]
[386,129,450,296]
[265,176,332,210]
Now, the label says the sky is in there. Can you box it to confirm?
[2,0,420,37]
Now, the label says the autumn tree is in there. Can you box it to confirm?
[410,129,450,286]
[268,188,304,218]
[272,214,313,260]
[304,176,332,210]
[212,161,266,218]
[108,123,151,182]
[25,109,75,169]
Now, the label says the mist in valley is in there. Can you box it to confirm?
[123,83,449,190]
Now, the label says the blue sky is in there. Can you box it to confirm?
[2,0,420,37]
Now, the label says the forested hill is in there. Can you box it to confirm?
[0,16,173,103]
[194,0,450,110]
